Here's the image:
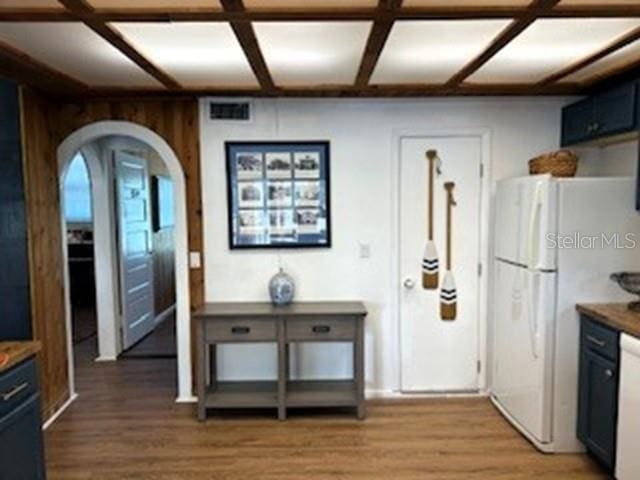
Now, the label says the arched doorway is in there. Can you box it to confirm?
[57,121,192,402]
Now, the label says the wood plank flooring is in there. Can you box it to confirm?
[45,340,606,479]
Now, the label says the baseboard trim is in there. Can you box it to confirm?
[42,393,78,430]
[155,304,176,326]
[176,395,197,404]
[365,389,489,399]
[94,356,117,362]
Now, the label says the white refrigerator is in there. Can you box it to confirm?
[492,174,640,453]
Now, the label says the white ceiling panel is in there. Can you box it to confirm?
[87,0,221,9]
[404,0,531,6]
[0,0,62,9]
[563,38,640,84]
[254,21,372,86]
[0,22,161,87]
[558,0,640,5]
[371,20,510,84]
[113,22,258,88]
[469,18,640,83]
[244,0,377,8]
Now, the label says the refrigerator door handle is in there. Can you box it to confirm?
[526,181,544,270]
[526,273,540,359]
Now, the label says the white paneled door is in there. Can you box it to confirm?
[399,135,482,392]
[114,151,155,351]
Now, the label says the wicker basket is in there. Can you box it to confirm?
[528,150,578,177]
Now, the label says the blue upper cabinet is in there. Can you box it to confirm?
[561,81,638,147]
[0,79,31,340]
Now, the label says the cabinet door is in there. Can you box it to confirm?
[593,83,637,138]
[561,98,594,146]
[577,349,618,471]
[0,394,46,480]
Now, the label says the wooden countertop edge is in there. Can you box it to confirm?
[0,340,42,373]
[576,303,640,339]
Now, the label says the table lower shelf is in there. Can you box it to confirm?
[287,380,357,407]
[203,380,357,410]
[205,381,278,408]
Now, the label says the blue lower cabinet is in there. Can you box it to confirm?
[577,316,620,473]
[0,358,46,480]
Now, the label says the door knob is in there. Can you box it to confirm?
[403,278,416,290]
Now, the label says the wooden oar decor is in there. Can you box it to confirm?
[422,149,441,289]
[440,181,457,321]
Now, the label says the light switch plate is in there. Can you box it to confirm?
[359,243,371,259]
[189,251,201,269]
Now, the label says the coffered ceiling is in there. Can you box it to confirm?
[0,0,638,97]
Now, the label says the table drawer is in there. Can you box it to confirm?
[286,317,356,341]
[581,315,619,361]
[0,358,38,419]
[206,319,277,342]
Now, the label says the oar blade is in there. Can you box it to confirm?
[422,241,439,289]
[440,270,457,321]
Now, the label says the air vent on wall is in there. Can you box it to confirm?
[208,101,251,121]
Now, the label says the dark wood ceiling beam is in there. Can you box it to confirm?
[3,4,640,22]
[57,0,181,90]
[538,26,640,86]
[219,0,275,94]
[0,39,88,95]
[355,0,403,88]
[57,82,581,101]
[445,0,561,88]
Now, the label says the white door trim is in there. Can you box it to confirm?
[57,121,193,403]
[390,128,491,393]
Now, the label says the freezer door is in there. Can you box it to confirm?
[494,175,556,269]
[493,260,556,443]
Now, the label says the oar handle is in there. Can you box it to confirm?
[444,182,456,270]
[426,150,438,240]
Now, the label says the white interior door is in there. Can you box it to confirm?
[114,151,155,350]
[399,135,482,392]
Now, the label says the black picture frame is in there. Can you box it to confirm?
[151,175,174,232]
[225,141,332,249]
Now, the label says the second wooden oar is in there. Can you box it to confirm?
[441,181,457,321]
[422,150,440,289]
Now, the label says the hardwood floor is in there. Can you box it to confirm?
[45,342,606,479]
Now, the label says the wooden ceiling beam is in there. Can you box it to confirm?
[445,0,561,88]
[3,4,640,22]
[57,0,181,90]
[0,39,88,95]
[538,26,640,86]
[56,82,581,101]
[219,0,275,94]
[355,0,403,88]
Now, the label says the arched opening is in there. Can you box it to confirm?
[58,121,192,402]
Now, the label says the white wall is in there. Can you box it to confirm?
[199,97,570,394]
[576,140,638,177]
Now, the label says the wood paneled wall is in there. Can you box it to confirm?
[19,88,203,420]
[153,228,176,314]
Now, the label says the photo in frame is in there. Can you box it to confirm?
[226,141,331,249]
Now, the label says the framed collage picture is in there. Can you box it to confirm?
[225,141,331,249]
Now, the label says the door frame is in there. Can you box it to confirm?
[57,121,193,403]
[390,128,491,393]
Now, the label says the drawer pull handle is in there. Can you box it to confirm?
[605,369,615,379]
[587,335,606,348]
[231,326,250,334]
[312,325,331,334]
[2,382,28,402]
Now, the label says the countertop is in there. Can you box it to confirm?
[193,301,367,319]
[0,341,41,373]
[576,303,640,338]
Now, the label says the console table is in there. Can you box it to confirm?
[193,301,367,421]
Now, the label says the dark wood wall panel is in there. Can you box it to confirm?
[19,88,70,419]
[19,87,203,421]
